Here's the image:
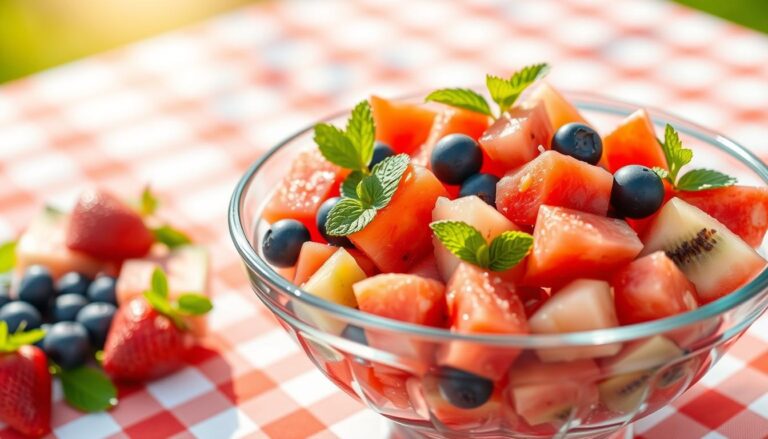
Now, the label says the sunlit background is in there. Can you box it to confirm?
[0,0,766,83]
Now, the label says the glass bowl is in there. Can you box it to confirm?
[229,92,768,439]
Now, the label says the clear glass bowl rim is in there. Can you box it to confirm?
[228,90,768,347]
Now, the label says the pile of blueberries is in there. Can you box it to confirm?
[0,266,118,370]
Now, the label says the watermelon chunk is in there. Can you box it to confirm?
[521,82,588,131]
[412,107,491,168]
[263,149,347,241]
[349,165,448,273]
[354,274,447,327]
[496,151,613,226]
[407,253,442,282]
[440,263,528,380]
[293,242,337,285]
[431,196,525,282]
[601,109,667,173]
[612,252,699,325]
[525,206,643,286]
[478,102,553,173]
[678,185,768,248]
[371,95,438,154]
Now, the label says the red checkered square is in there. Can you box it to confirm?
[678,389,746,430]
[261,409,326,439]
[122,411,187,438]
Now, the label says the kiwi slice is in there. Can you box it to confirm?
[641,198,766,303]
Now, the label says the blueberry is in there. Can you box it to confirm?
[431,134,483,185]
[0,301,42,332]
[87,276,118,305]
[262,219,311,268]
[611,165,665,219]
[341,324,368,345]
[316,197,352,247]
[436,366,494,409]
[369,142,395,170]
[18,265,55,313]
[43,322,91,370]
[0,284,10,308]
[76,302,116,349]
[551,123,603,165]
[51,294,89,322]
[459,173,500,207]
[56,272,91,297]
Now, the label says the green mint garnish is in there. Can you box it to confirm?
[314,100,375,173]
[425,63,550,118]
[652,124,736,191]
[152,225,192,249]
[430,221,533,271]
[325,154,410,236]
[0,241,16,274]
[0,321,46,353]
[58,366,118,412]
[143,268,212,330]
[139,185,159,216]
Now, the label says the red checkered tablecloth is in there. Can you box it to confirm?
[1,0,767,437]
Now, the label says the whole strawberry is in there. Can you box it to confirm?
[103,268,212,381]
[66,189,154,260]
[0,322,51,438]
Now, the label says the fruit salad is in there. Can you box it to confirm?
[0,188,211,438]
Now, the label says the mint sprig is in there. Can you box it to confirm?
[143,268,213,330]
[430,221,533,271]
[425,63,550,118]
[315,100,375,173]
[139,185,159,216]
[152,225,192,249]
[652,124,736,191]
[325,154,410,236]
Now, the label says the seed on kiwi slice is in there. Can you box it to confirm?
[640,198,766,303]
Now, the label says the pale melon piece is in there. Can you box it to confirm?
[529,279,621,362]
[522,82,589,131]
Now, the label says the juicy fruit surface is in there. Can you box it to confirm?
[354,274,447,327]
[412,107,491,168]
[612,252,699,324]
[430,134,484,186]
[103,298,193,381]
[0,346,51,438]
[479,102,553,173]
[641,198,766,303]
[611,165,666,219]
[496,151,613,226]
[522,82,587,131]
[551,123,602,165]
[601,109,667,173]
[262,219,311,268]
[371,95,438,154]
[678,185,768,247]
[525,206,643,286]
[293,242,338,285]
[263,149,347,241]
[431,196,524,281]
[66,189,154,260]
[441,263,528,380]
[350,166,448,273]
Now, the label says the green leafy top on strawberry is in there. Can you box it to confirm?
[430,221,533,271]
[57,366,118,412]
[652,124,737,191]
[139,185,159,216]
[143,268,213,331]
[425,63,550,119]
[0,321,45,353]
[137,186,193,249]
[0,240,15,284]
[314,100,411,236]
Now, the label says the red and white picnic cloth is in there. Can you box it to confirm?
[1,0,767,437]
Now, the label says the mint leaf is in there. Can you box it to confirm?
[177,293,213,316]
[143,289,174,317]
[371,154,410,206]
[661,124,693,183]
[486,63,549,113]
[314,124,361,170]
[345,101,375,168]
[152,225,192,249]
[676,169,737,191]
[430,221,488,267]
[140,186,159,216]
[652,167,670,180]
[325,198,377,236]
[151,267,169,299]
[342,171,365,199]
[357,175,385,209]
[0,241,16,273]
[59,366,118,412]
[425,88,493,117]
[488,231,534,271]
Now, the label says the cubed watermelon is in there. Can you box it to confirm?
[601,109,667,173]
[293,242,337,285]
[521,82,588,131]
[478,102,553,173]
[407,253,442,282]
[524,206,643,286]
[263,149,347,241]
[349,165,448,273]
[496,151,613,226]
[371,95,438,154]
[354,274,447,327]
[678,185,768,247]
[411,106,491,168]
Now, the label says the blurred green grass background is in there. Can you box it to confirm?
[0,0,765,84]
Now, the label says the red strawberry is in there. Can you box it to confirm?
[66,189,154,260]
[102,268,212,381]
[0,325,51,438]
